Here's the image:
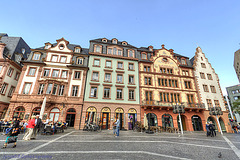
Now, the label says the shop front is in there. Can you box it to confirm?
[191,115,203,131]
[101,107,111,130]
[66,108,76,127]
[128,108,137,130]
[115,108,124,130]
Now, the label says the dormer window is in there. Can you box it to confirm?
[112,39,117,44]
[95,45,101,53]
[76,57,83,65]
[32,53,41,61]
[181,59,186,65]
[45,43,51,49]
[75,48,81,53]
[122,41,127,45]
[102,39,107,43]
[141,53,147,59]
[128,50,134,58]
[59,44,64,50]
[16,54,22,63]
[22,48,25,54]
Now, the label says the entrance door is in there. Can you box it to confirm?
[192,115,203,131]
[102,112,109,130]
[219,118,226,132]
[66,114,75,127]
[128,113,136,130]
[147,113,157,126]
[115,113,123,130]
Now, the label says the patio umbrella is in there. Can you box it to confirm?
[144,113,148,130]
[39,96,47,119]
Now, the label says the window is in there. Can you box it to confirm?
[51,55,58,62]
[116,89,123,99]
[201,63,206,68]
[58,85,65,96]
[104,88,110,98]
[117,62,123,69]
[118,50,122,56]
[117,74,123,83]
[108,48,112,54]
[203,85,209,92]
[210,86,216,93]
[144,66,151,72]
[38,84,45,95]
[187,94,194,103]
[113,39,117,44]
[129,90,135,100]
[214,100,220,107]
[93,59,100,66]
[46,83,53,94]
[160,67,173,74]
[128,63,134,70]
[59,44,64,50]
[23,83,31,94]
[106,60,112,68]
[32,53,40,60]
[43,69,50,77]
[182,70,189,76]
[75,48,80,53]
[60,56,67,63]
[72,86,78,96]
[200,72,205,79]
[181,59,186,65]
[8,86,15,97]
[142,53,147,59]
[128,50,134,57]
[95,45,101,53]
[105,73,111,82]
[206,99,212,108]
[28,68,36,76]
[158,78,178,88]
[77,57,83,65]
[129,75,134,84]
[52,70,59,77]
[145,91,153,101]
[113,48,117,55]
[92,72,99,81]
[52,84,58,95]
[184,81,191,89]
[74,71,81,79]
[7,67,13,77]
[14,72,20,80]
[159,92,180,103]
[0,83,8,94]
[61,70,68,78]
[144,77,152,85]
[90,87,97,97]
[207,74,213,80]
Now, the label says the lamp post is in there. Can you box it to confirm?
[209,106,223,135]
[173,103,185,135]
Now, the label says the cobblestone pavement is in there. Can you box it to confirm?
[0,129,239,160]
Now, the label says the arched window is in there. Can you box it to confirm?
[49,108,60,122]
[32,107,41,116]
[13,107,25,120]
[147,113,158,126]
[162,114,173,128]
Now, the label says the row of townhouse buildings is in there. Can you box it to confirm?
[0,35,231,132]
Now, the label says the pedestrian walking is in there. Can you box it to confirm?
[2,117,20,148]
[23,116,36,141]
[113,120,117,137]
[206,122,210,137]
[209,121,216,137]
[115,118,120,137]
[32,115,42,139]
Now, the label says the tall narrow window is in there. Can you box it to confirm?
[14,72,20,80]
[93,59,100,66]
[106,60,112,68]
[128,50,134,57]
[207,74,213,80]
[96,45,101,53]
[214,100,220,107]
[38,84,45,95]
[128,63,134,70]
[118,50,122,56]
[77,57,83,65]
[129,75,134,84]
[0,83,8,94]
[7,68,13,77]
[105,73,111,82]
[8,86,15,97]
[113,47,117,55]
[28,68,36,76]
[117,74,123,83]
[72,86,78,96]
[74,71,81,79]
[201,63,206,68]
[117,62,123,69]
[104,88,110,98]
[129,90,135,100]
[51,55,58,62]
[61,70,68,78]
[108,48,112,54]
[187,94,194,103]
[52,70,59,77]
[116,89,123,99]
[145,91,153,101]
[200,72,205,79]
[46,83,53,94]
[32,53,40,60]
[203,85,209,92]
[92,72,99,81]
[90,87,97,97]
[58,85,65,96]
[184,81,191,89]
[60,56,67,63]
[210,85,216,93]
[23,83,31,94]
[206,99,212,108]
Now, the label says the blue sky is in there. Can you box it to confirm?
[1,0,240,95]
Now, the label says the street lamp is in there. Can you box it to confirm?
[173,103,185,135]
[209,106,223,135]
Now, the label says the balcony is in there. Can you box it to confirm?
[141,100,205,111]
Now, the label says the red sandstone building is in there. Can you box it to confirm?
[139,45,206,132]
[7,38,88,129]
